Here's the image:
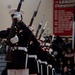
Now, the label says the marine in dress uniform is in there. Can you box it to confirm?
[0,9,41,75]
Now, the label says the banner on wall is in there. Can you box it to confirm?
[53,0,75,36]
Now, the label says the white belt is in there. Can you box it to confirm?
[12,46,28,52]
[18,47,28,52]
[37,60,48,75]
[41,61,48,75]
[40,61,48,65]
[47,65,52,68]
[28,55,37,59]
[28,55,39,73]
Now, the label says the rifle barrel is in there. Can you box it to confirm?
[36,15,45,37]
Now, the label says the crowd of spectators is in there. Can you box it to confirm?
[52,36,74,75]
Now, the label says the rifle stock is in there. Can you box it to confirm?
[5,0,24,62]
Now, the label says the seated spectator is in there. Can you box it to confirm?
[64,37,72,49]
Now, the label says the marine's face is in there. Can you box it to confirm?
[11,17,17,23]
[11,17,14,21]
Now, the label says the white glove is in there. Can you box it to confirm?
[13,12,21,22]
[49,48,53,54]
[54,51,58,56]
[10,35,19,44]
[28,26,34,31]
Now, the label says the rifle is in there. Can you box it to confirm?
[36,15,45,37]
[29,0,41,26]
[38,21,48,40]
[5,0,24,62]
[50,35,55,44]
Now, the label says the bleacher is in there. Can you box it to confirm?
[0,54,6,75]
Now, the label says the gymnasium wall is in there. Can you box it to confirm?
[0,0,53,35]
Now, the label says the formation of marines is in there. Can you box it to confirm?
[0,0,74,75]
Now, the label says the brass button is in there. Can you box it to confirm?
[16,43,18,45]
[15,26,16,28]
[48,58,49,59]
[12,48,14,51]
[14,46,18,50]
[21,35,23,36]
[16,30,17,33]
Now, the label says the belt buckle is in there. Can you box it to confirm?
[14,46,18,50]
